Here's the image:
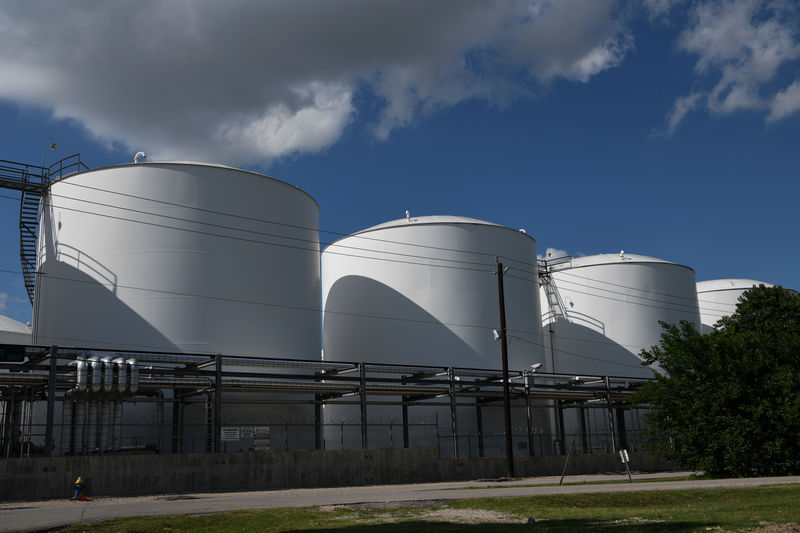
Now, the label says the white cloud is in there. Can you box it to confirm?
[663,0,800,132]
[0,1,632,166]
[662,92,705,136]
[538,247,570,260]
[767,79,800,122]
[644,0,687,18]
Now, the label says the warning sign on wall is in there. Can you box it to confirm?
[253,426,270,451]
[220,426,241,441]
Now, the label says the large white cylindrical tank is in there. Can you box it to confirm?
[32,162,321,452]
[540,252,701,451]
[0,314,31,345]
[540,253,701,378]
[321,215,547,457]
[696,279,774,334]
[34,161,320,357]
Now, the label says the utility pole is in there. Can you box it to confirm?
[496,259,515,478]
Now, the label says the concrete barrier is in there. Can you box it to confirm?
[0,449,676,500]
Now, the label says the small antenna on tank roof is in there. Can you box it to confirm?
[134,151,147,163]
[405,210,410,222]
[620,250,625,260]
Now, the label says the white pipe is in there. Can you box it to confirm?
[88,357,102,393]
[114,357,128,393]
[101,356,114,393]
[72,357,87,393]
[127,359,138,394]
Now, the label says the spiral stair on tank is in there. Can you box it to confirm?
[0,154,89,304]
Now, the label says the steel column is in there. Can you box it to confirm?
[214,354,222,453]
[605,376,617,453]
[448,366,459,458]
[45,346,58,457]
[359,363,367,449]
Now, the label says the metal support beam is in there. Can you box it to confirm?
[214,354,222,453]
[605,376,617,453]
[496,260,515,477]
[314,372,322,450]
[524,373,535,456]
[359,363,367,449]
[401,396,409,449]
[448,366,459,458]
[557,401,566,455]
[616,407,628,451]
[475,390,484,458]
[44,346,57,457]
[579,403,589,454]
[172,390,183,453]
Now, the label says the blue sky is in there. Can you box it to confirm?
[1,0,799,323]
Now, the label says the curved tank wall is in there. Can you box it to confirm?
[540,253,700,378]
[321,215,547,457]
[34,161,321,357]
[31,162,321,452]
[696,279,774,334]
[539,252,701,452]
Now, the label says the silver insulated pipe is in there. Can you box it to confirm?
[101,356,114,393]
[71,357,87,393]
[114,357,127,393]
[127,359,138,394]
[88,357,102,394]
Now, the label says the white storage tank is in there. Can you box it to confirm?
[321,215,547,457]
[0,314,31,345]
[34,161,320,357]
[32,162,321,452]
[696,279,774,334]
[540,252,701,451]
[540,252,701,377]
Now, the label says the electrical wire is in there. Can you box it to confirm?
[47,179,538,269]
[1,189,745,314]
[509,334,649,370]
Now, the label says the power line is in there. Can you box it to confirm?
[48,179,538,269]
[1,191,536,275]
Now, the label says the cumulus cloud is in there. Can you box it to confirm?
[537,247,570,260]
[0,0,632,165]
[663,0,800,132]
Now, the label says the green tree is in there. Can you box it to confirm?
[637,285,800,477]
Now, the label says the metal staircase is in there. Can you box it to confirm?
[538,256,573,322]
[0,154,89,304]
[19,188,42,303]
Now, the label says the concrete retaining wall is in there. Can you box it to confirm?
[0,449,676,501]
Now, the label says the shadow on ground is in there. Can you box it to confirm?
[292,519,711,532]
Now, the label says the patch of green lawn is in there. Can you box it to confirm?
[57,484,800,533]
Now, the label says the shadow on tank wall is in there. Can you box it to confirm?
[543,316,655,453]
[324,275,552,458]
[35,258,179,352]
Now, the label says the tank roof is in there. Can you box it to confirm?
[551,252,694,272]
[697,279,774,293]
[0,314,31,334]
[357,215,500,234]
[57,160,320,211]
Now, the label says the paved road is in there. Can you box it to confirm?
[2,472,799,532]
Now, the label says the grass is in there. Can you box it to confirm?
[461,474,695,490]
[56,484,800,533]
